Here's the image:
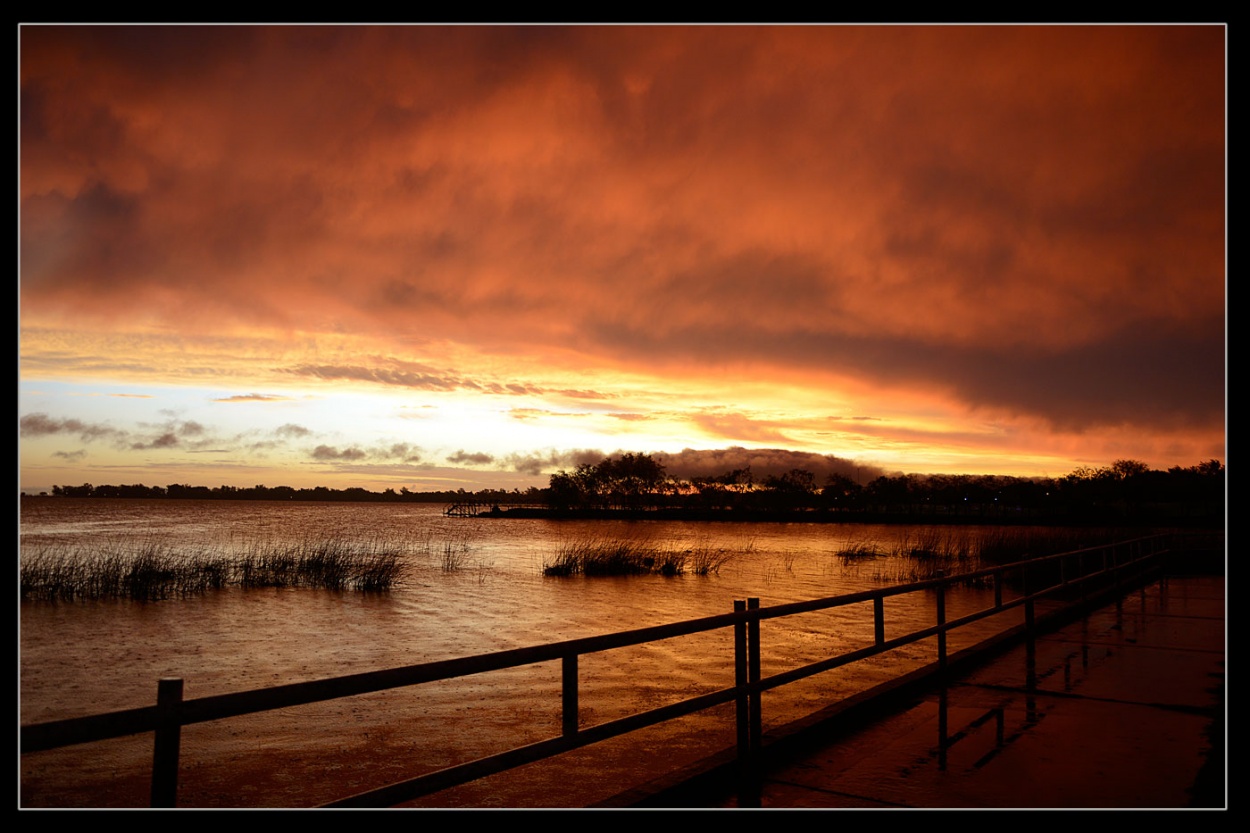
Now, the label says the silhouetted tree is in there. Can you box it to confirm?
[822,472,863,511]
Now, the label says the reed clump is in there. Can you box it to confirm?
[440,533,474,572]
[20,536,408,602]
[865,528,980,585]
[972,527,1134,594]
[975,527,1126,566]
[687,537,753,575]
[20,541,235,602]
[543,537,689,577]
[835,541,881,565]
[860,526,1132,588]
[414,529,477,572]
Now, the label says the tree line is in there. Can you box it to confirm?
[34,454,1224,525]
[544,454,1225,524]
[41,482,544,504]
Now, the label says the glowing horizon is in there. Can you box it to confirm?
[19,25,1226,494]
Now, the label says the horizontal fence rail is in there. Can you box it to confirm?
[20,532,1219,808]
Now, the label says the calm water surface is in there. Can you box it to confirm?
[20,497,1031,808]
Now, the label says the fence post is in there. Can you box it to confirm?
[1112,543,1123,612]
[151,677,184,808]
[747,598,762,753]
[733,600,748,758]
[873,596,885,646]
[1023,566,1035,634]
[934,572,947,671]
[733,599,764,807]
[1077,551,1087,603]
[562,654,579,737]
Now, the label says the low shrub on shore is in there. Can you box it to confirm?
[20,537,408,602]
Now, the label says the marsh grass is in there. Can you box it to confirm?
[20,540,235,602]
[20,536,408,602]
[440,534,474,572]
[864,529,979,585]
[973,527,1135,593]
[412,529,477,572]
[861,526,1133,589]
[543,537,686,577]
[543,535,757,578]
[835,541,881,565]
[975,527,1126,565]
[687,537,753,575]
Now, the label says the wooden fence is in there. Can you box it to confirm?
[21,532,1207,808]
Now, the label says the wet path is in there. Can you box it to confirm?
[626,574,1225,809]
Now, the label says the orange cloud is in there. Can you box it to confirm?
[19,25,1225,487]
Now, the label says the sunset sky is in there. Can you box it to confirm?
[18,25,1226,494]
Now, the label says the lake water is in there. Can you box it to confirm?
[20,497,1043,808]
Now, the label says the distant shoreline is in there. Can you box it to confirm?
[18,495,1223,529]
[465,504,1222,528]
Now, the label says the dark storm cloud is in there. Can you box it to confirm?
[19,25,1225,479]
[131,432,178,450]
[586,313,1225,433]
[287,364,462,391]
[447,450,495,465]
[21,411,326,462]
[939,321,1227,431]
[284,363,555,399]
[505,448,605,476]
[654,447,882,483]
[310,444,367,461]
[382,443,422,462]
[20,412,120,441]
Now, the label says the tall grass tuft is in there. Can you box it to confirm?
[862,528,985,586]
[858,527,1133,588]
[835,541,880,565]
[440,532,474,572]
[413,529,477,572]
[974,527,1127,566]
[543,537,689,577]
[687,537,753,575]
[20,536,408,602]
[352,550,405,592]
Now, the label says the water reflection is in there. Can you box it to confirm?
[20,498,1117,808]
